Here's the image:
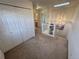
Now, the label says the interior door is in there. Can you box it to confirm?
[17,10,35,41]
[0,5,23,52]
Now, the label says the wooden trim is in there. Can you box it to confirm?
[0,3,32,10]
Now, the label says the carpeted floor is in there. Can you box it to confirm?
[5,31,68,59]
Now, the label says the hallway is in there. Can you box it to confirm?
[5,31,68,59]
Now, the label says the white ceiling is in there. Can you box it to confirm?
[0,0,78,8]
[0,0,32,8]
[32,0,79,8]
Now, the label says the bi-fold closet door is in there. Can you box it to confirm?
[0,4,35,52]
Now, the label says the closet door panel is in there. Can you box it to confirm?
[0,10,23,52]
[0,5,35,52]
[18,10,35,41]
[0,5,23,52]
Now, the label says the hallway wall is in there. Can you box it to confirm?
[68,5,79,59]
[0,0,35,52]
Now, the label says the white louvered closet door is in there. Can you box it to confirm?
[0,4,35,52]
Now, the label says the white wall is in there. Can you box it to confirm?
[68,5,79,59]
[0,50,4,59]
[48,6,77,37]
[0,0,35,52]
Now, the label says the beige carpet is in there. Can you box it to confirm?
[5,31,68,59]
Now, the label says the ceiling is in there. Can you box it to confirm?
[32,0,79,8]
[0,0,33,8]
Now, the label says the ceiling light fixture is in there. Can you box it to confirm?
[36,5,41,9]
[54,2,70,7]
